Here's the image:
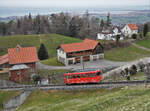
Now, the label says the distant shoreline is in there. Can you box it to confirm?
[0,5,149,18]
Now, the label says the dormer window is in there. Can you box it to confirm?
[16,47,20,52]
[16,45,21,52]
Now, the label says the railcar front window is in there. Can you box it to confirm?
[96,72,101,76]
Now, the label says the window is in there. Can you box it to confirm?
[17,71,21,75]
[96,72,101,76]
[73,75,76,78]
[77,74,81,78]
[30,68,34,73]
[87,74,90,77]
[67,76,70,79]
[91,73,95,77]
[82,74,86,78]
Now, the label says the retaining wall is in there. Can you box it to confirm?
[3,90,31,111]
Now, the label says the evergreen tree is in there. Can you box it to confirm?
[143,23,149,37]
[38,43,49,60]
[17,19,21,28]
[106,12,111,26]
[100,19,104,29]
[29,13,32,20]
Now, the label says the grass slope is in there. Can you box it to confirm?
[0,91,21,111]
[104,45,150,61]
[136,32,150,49]
[0,34,82,57]
[41,57,64,66]
[16,86,150,111]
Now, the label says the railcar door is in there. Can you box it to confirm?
[95,71,103,82]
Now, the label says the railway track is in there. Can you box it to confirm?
[1,80,150,91]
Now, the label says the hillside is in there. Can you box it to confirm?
[0,34,82,57]
[104,45,150,61]
[16,86,150,111]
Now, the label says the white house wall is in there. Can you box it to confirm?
[57,49,67,65]
[121,25,138,37]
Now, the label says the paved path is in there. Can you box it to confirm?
[36,59,127,71]
[131,42,150,52]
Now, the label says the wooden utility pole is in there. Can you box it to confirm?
[81,56,85,70]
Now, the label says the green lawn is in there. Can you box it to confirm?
[104,45,150,61]
[131,72,146,81]
[16,86,150,111]
[41,57,64,66]
[0,34,82,57]
[37,69,68,77]
[136,39,150,49]
[0,91,21,111]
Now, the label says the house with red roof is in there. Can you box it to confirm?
[57,39,104,65]
[8,45,39,82]
[121,24,138,37]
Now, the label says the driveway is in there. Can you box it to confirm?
[36,59,127,72]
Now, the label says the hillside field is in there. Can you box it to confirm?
[16,86,150,111]
[104,45,150,61]
[0,34,82,57]
[1,34,150,64]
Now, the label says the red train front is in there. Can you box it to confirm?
[64,69,103,85]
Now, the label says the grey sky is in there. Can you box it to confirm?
[0,0,148,7]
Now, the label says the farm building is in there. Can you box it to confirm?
[97,26,123,40]
[8,45,39,82]
[121,24,138,37]
[57,39,104,66]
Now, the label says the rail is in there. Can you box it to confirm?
[0,80,150,91]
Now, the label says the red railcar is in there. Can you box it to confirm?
[64,69,103,85]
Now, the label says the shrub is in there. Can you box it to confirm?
[32,74,41,85]
[130,65,137,75]
[132,34,137,39]
[38,43,49,60]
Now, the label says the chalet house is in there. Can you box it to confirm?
[97,27,123,40]
[121,24,138,37]
[8,45,39,82]
[57,39,104,66]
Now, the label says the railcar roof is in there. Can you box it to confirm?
[64,68,101,75]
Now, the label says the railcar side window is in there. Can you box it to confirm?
[87,74,90,77]
[68,75,72,79]
[77,74,81,78]
[91,73,95,77]
[82,74,86,78]
[73,75,76,78]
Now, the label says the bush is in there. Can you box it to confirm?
[32,74,41,85]
[132,34,137,39]
[38,43,49,60]
[130,65,137,75]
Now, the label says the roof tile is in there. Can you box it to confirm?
[8,45,39,65]
[128,24,138,30]
[61,38,99,53]
[0,54,9,65]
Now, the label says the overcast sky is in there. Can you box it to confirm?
[0,0,149,7]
